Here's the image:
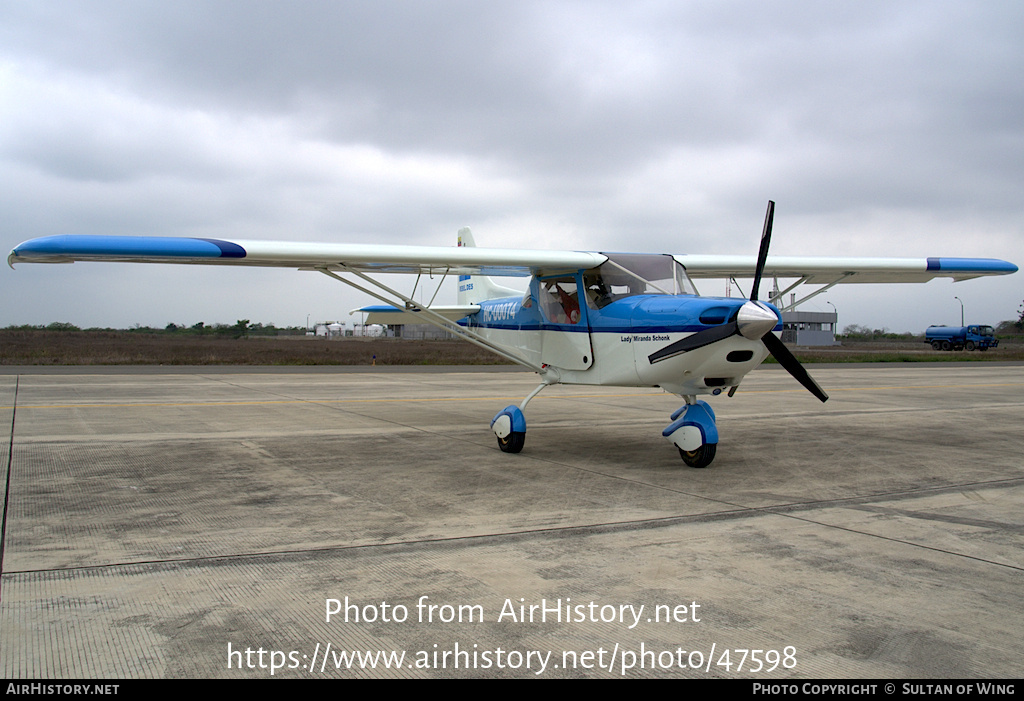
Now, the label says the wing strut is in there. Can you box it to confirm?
[316,266,544,372]
[767,276,809,308]
[777,274,852,311]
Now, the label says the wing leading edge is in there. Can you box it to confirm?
[9,234,1017,283]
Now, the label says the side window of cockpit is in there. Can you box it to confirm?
[582,271,613,310]
[539,277,582,324]
[582,269,641,309]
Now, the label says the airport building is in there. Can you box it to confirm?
[780,310,839,346]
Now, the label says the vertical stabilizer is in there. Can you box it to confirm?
[457,226,476,249]
[456,227,522,304]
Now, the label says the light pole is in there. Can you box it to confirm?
[826,301,837,340]
[954,296,964,326]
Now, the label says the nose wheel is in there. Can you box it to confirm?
[678,443,716,469]
[663,399,719,468]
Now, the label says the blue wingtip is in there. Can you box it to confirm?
[927,257,1017,274]
[9,235,248,262]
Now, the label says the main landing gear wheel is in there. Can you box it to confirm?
[678,443,716,468]
[492,404,529,454]
[497,431,526,453]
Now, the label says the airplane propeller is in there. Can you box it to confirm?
[649,200,829,403]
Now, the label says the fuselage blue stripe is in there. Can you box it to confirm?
[466,322,782,334]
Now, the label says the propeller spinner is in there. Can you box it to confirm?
[649,200,828,403]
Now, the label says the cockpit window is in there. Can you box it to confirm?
[583,253,697,309]
[539,277,582,324]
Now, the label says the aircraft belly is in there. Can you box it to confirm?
[635,333,769,396]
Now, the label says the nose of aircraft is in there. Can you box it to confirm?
[736,300,779,340]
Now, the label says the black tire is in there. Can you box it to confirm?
[497,431,525,453]
[931,340,942,351]
[966,341,976,351]
[678,443,716,468]
[941,340,952,351]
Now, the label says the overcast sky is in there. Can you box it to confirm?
[2,1,1021,332]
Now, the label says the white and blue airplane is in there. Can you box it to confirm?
[9,202,1017,467]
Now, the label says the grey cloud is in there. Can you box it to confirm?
[1,1,1021,330]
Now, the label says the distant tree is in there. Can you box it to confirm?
[46,321,80,331]
[841,324,871,338]
[995,320,1018,335]
[232,319,250,339]
[1017,300,1024,331]
[248,323,281,336]
[839,324,914,341]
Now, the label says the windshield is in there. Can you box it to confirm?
[583,253,697,309]
[979,326,994,336]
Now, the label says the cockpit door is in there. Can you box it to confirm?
[536,274,594,370]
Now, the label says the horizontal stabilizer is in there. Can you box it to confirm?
[350,304,480,325]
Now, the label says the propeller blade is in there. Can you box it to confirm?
[648,321,738,364]
[648,201,829,407]
[762,332,829,402]
[750,200,774,302]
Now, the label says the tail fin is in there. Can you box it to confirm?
[457,227,522,305]
[457,226,476,249]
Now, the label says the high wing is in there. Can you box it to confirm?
[8,234,1017,283]
[7,235,605,277]
[677,254,1018,283]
